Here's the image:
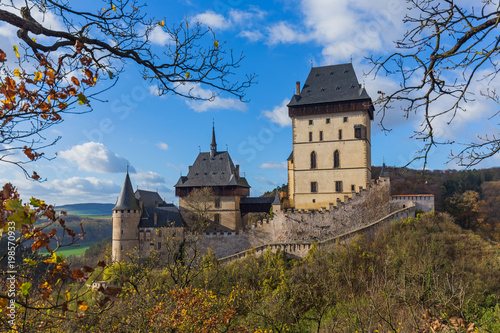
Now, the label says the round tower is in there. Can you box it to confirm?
[112,171,141,262]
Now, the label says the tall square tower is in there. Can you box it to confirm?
[287,64,374,209]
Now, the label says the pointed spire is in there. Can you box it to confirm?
[113,171,140,211]
[380,162,390,178]
[272,191,281,205]
[210,120,217,158]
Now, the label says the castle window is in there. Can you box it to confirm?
[120,245,123,250]
[311,182,318,193]
[334,150,340,168]
[214,214,221,224]
[309,132,313,142]
[158,230,162,238]
[354,124,366,139]
[326,118,330,124]
[351,185,355,191]
[146,232,150,241]
[319,131,323,141]
[121,229,123,235]
[309,120,313,125]
[139,231,144,241]
[343,117,348,123]
[127,210,130,213]
[215,197,221,208]
[310,151,317,169]
[338,129,342,140]
[335,181,343,193]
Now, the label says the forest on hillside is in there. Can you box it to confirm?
[4,212,499,332]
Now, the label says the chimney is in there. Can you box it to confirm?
[154,211,158,225]
[154,201,158,207]
[189,166,192,173]
[235,165,240,178]
[296,81,300,95]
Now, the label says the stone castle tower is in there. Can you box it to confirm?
[175,125,250,231]
[112,171,141,262]
[287,63,374,209]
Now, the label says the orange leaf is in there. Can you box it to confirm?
[71,76,80,87]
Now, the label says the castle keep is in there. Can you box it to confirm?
[287,63,373,209]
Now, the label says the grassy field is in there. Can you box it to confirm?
[39,243,96,257]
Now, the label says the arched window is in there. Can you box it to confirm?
[334,150,340,168]
[310,151,317,169]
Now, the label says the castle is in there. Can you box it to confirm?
[112,63,434,262]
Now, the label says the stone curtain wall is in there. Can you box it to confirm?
[218,204,416,264]
[201,178,392,259]
[269,177,392,243]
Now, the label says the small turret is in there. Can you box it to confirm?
[272,191,281,214]
[112,171,141,262]
[380,162,390,179]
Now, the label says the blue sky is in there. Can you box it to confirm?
[1,0,499,206]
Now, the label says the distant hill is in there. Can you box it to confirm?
[56,203,114,217]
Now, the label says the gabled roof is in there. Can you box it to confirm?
[175,151,250,188]
[288,63,371,107]
[135,190,164,207]
[138,205,185,228]
[113,172,140,211]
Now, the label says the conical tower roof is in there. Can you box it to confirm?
[113,172,140,211]
[272,191,281,205]
[380,163,390,178]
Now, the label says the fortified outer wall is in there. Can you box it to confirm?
[391,194,435,213]
[200,177,392,258]
[219,204,416,264]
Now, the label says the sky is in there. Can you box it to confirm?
[1,0,499,206]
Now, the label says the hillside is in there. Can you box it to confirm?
[56,203,114,217]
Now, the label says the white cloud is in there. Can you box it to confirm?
[266,21,309,45]
[238,30,265,42]
[254,176,278,186]
[59,142,133,174]
[149,26,173,45]
[51,177,119,196]
[156,142,169,150]
[262,99,292,127]
[176,82,247,112]
[259,161,287,169]
[191,11,229,30]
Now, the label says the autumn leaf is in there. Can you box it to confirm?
[78,300,89,311]
[214,40,219,48]
[13,45,19,58]
[185,72,190,79]
[71,76,80,87]
[34,71,42,82]
[112,4,117,11]
[158,20,165,27]
[0,49,6,62]
[77,93,88,105]
[20,282,32,296]
[23,258,37,267]
[14,68,21,77]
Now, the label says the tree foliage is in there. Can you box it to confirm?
[181,187,216,232]
[0,0,254,176]
[370,0,500,167]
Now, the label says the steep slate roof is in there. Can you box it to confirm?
[135,190,164,207]
[138,206,184,228]
[113,172,140,211]
[175,151,250,188]
[288,63,371,107]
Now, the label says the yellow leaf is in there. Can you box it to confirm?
[13,68,20,77]
[214,40,219,48]
[31,37,37,43]
[34,71,42,82]
[185,72,190,79]
[158,20,164,27]
[112,4,116,11]
[78,301,88,311]
[13,45,19,58]
[65,290,70,302]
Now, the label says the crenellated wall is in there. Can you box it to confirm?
[200,177,393,258]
